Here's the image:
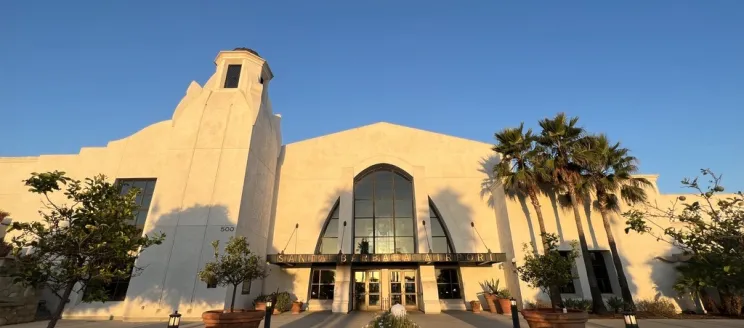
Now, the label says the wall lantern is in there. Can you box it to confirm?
[167,310,181,328]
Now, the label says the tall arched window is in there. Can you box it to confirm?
[428,199,454,253]
[353,165,415,254]
[316,200,340,254]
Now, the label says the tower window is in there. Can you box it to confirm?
[224,64,242,88]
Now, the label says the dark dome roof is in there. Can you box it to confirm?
[233,47,261,57]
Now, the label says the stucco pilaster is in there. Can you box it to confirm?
[331,265,352,313]
[338,167,354,254]
[412,166,431,253]
[417,265,441,313]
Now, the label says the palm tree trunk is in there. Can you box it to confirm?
[48,283,75,328]
[568,187,607,314]
[598,206,635,309]
[527,187,562,308]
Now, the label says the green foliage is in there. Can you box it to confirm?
[253,294,271,304]
[517,233,578,309]
[482,278,500,294]
[563,298,592,312]
[198,236,268,311]
[274,291,291,312]
[623,169,744,315]
[357,238,370,254]
[364,312,419,328]
[1,172,165,327]
[606,296,625,314]
[635,299,677,317]
[496,288,511,299]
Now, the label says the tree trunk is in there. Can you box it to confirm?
[527,187,562,309]
[598,206,635,310]
[48,283,75,328]
[568,187,607,314]
[230,285,238,312]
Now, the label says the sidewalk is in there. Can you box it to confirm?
[6,312,744,328]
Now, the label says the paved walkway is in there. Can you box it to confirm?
[6,312,744,328]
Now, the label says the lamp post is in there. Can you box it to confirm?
[264,293,277,328]
[623,311,639,328]
[167,310,181,328]
[510,297,520,328]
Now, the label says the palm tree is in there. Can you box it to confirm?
[536,113,608,313]
[578,134,651,309]
[492,123,561,307]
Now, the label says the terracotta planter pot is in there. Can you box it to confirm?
[498,298,512,315]
[470,301,482,313]
[484,293,498,313]
[521,309,588,328]
[202,310,265,328]
[254,302,280,314]
[291,301,303,314]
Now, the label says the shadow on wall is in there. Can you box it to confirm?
[263,186,348,305]
[430,188,478,253]
[119,204,262,317]
[647,246,697,312]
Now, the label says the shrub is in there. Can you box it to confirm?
[606,296,625,313]
[635,299,677,317]
[563,298,592,312]
[524,299,551,309]
[253,294,270,305]
[517,233,579,309]
[364,311,419,328]
[496,288,511,299]
[274,291,291,312]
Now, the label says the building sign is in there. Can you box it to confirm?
[267,252,506,266]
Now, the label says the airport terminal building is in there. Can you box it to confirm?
[0,49,695,320]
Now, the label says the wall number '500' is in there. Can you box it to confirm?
[220,226,235,232]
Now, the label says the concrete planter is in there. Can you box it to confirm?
[521,309,588,328]
[202,310,265,328]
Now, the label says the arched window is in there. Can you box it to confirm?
[316,200,340,254]
[353,165,415,254]
[428,199,454,253]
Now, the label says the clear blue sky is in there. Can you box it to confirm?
[1,1,742,193]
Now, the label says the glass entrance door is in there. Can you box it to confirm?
[390,270,417,310]
[353,270,381,311]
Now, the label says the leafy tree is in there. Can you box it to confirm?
[492,123,561,306]
[3,171,165,328]
[578,134,652,308]
[536,113,607,313]
[624,169,744,315]
[517,233,579,310]
[198,236,268,312]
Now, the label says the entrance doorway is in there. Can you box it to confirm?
[389,270,417,310]
[353,269,418,311]
[354,270,381,311]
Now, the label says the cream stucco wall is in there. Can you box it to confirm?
[0,48,729,319]
[0,50,280,321]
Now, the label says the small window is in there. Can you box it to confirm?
[224,64,242,88]
[310,269,335,300]
[435,268,461,299]
[241,280,251,295]
[591,251,613,294]
[558,251,577,294]
[207,281,217,289]
[84,178,157,302]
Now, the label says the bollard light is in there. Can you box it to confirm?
[167,310,181,328]
[264,293,278,328]
[510,297,520,328]
[623,311,639,328]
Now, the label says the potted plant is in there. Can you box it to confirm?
[291,299,304,314]
[470,300,482,313]
[198,236,269,328]
[495,288,512,315]
[275,291,291,314]
[481,279,498,313]
[253,294,271,311]
[517,233,589,327]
